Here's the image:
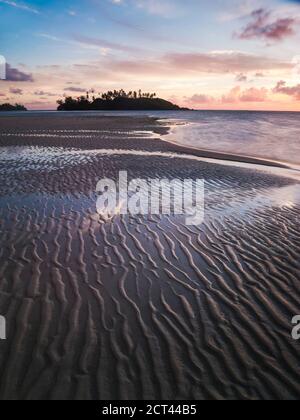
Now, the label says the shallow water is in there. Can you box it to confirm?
[163,111,300,168]
[2,110,300,167]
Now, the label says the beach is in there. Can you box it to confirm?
[0,113,299,400]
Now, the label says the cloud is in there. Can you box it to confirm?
[273,80,300,100]
[111,0,183,18]
[5,64,33,82]
[25,100,53,108]
[38,33,140,55]
[222,86,242,103]
[255,72,265,77]
[185,94,214,106]
[0,0,39,14]
[34,90,57,96]
[64,86,87,93]
[104,51,291,79]
[235,73,248,82]
[164,50,292,73]
[134,0,183,18]
[236,9,298,42]
[239,86,268,102]
[9,87,23,95]
[222,86,268,103]
[105,15,181,44]
[72,34,141,54]
[218,1,258,22]
[38,34,60,42]
[184,85,269,107]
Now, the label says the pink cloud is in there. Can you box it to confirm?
[237,9,298,42]
[5,64,33,82]
[273,80,300,100]
[222,86,242,103]
[9,87,23,95]
[222,86,268,103]
[239,87,268,102]
[186,94,214,105]
[164,51,291,73]
[186,86,268,107]
[103,51,291,79]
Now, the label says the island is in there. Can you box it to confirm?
[57,89,188,111]
[0,103,27,112]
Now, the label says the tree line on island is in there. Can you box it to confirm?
[57,89,188,111]
[0,103,27,111]
[0,89,188,112]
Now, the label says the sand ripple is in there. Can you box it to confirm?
[0,116,299,400]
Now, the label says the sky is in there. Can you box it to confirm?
[0,0,300,110]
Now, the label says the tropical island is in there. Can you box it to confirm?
[0,103,27,112]
[57,89,188,111]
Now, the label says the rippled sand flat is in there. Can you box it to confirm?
[0,115,299,400]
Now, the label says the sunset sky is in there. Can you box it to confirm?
[0,0,300,110]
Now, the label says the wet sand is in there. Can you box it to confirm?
[0,114,299,400]
[0,114,289,168]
